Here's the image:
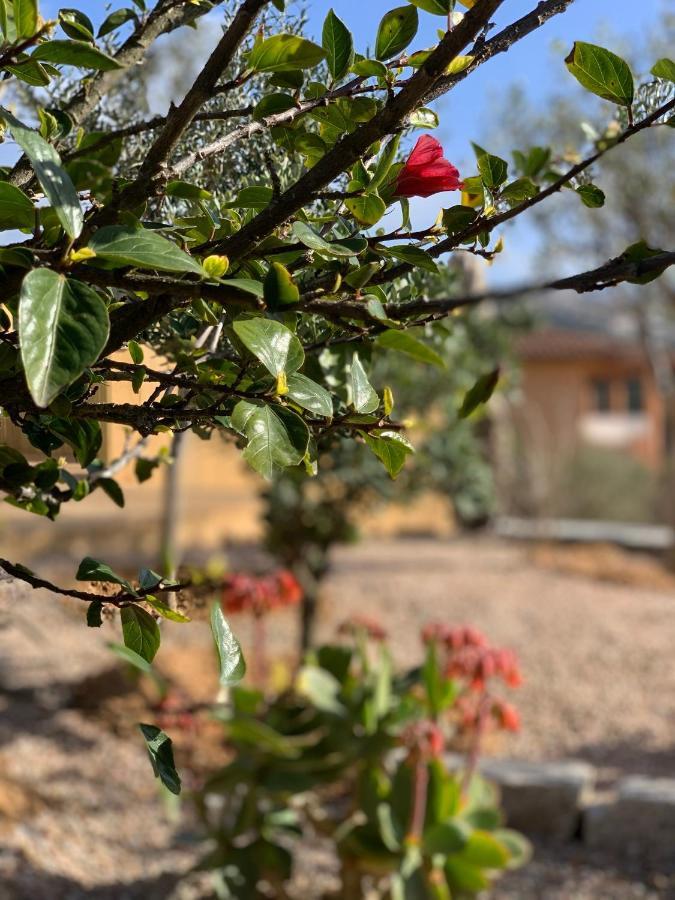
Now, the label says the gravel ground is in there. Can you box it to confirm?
[0,537,674,898]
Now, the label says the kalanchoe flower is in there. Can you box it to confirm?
[493,699,521,733]
[338,614,388,642]
[395,135,461,198]
[221,570,302,618]
[400,719,445,761]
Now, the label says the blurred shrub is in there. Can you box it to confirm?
[556,447,658,523]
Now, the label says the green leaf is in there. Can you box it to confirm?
[351,353,379,413]
[493,828,533,869]
[121,604,161,664]
[287,372,333,417]
[0,108,83,238]
[210,604,246,686]
[108,641,153,673]
[76,555,135,593]
[128,340,144,364]
[291,221,359,258]
[296,665,344,714]
[98,8,137,38]
[459,369,500,418]
[651,58,675,83]
[376,329,445,367]
[86,600,103,628]
[382,244,439,273]
[565,42,634,107]
[620,240,669,285]
[89,225,205,274]
[139,724,181,795]
[459,830,510,868]
[576,183,605,208]
[232,400,309,478]
[60,7,95,41]
[264,261,300,308]
[406,0,452,14]
[376,6,418,61]
[423,822,470,855]
[408,107,439,129]
[500,177,539,207]
[18,270,109,408]
[13,0,38,38]
[233,317,304,378]
[345,192,386,227]
[477,153,508,190]
[33,39,122,71]
[248,33,325,73]
[146,595,190,623]
[322,9,354,81]
[0,181,35,230]
[442,205,478,234]
[361,430,414,479]
[445,859,489,894]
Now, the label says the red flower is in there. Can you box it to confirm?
[221,570,302,618]
[400,720,445,760]
[339,614,388,642]
[493,699,521,733]
[395,135,461,198]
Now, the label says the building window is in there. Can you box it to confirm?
[626,377,643,413]
[591,378,611,412]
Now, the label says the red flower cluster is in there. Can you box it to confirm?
[421,623,522,692]
[456,695,521,735]
[338,614,388,642]
[395,135,461,198]
[400,719,445,761]
[221,569,302,618]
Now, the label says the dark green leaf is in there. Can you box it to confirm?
[459,368,500,418]
[477,153,508,190]
[121,604,160,663]
[264,261,300,308]
[89,225,205,274]
[139,724,181,795]
[248,33,325,73]
[576,183,605,208]
[291,221,360,258]
[108,641,153,673]
[500,177,539,206]
[13,0,38,38]
[0,181,35,230]
[565,42,634,107]
[59,9,95,42]
[232,400,309,478]
[322,9,354,81]
[233,317,304,378]
[423,821,470,855]
[86,600,103,628]
[210,604,246,686]
[146,595,190,623]
[376,329,445,367]
[361,430,414,478]
[407,0,453,13]
[287,372,333,417]
[376,6,419,61]
[98,8,137,38]
[76,556,135,593]
[18,270,109,408]
[651,58,675,82]
[351,353,379,413]
[0,107,83,238]
[381,244,439,273]
[345,192,386,226]
[33,39,124,71]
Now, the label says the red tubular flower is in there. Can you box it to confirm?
[400,720,445,761]
[395,135,461,198]
[493,699,521,733]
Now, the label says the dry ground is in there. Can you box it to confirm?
[0,537,673,898]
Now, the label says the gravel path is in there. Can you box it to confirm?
[0,537,673,898]
[321,538,675,781]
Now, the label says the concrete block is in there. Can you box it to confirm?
[585,776,675,859]
[478,758,595,840]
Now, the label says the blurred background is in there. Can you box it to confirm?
[1,1,674,898]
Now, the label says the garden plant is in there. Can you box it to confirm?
[0,0,673,893]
